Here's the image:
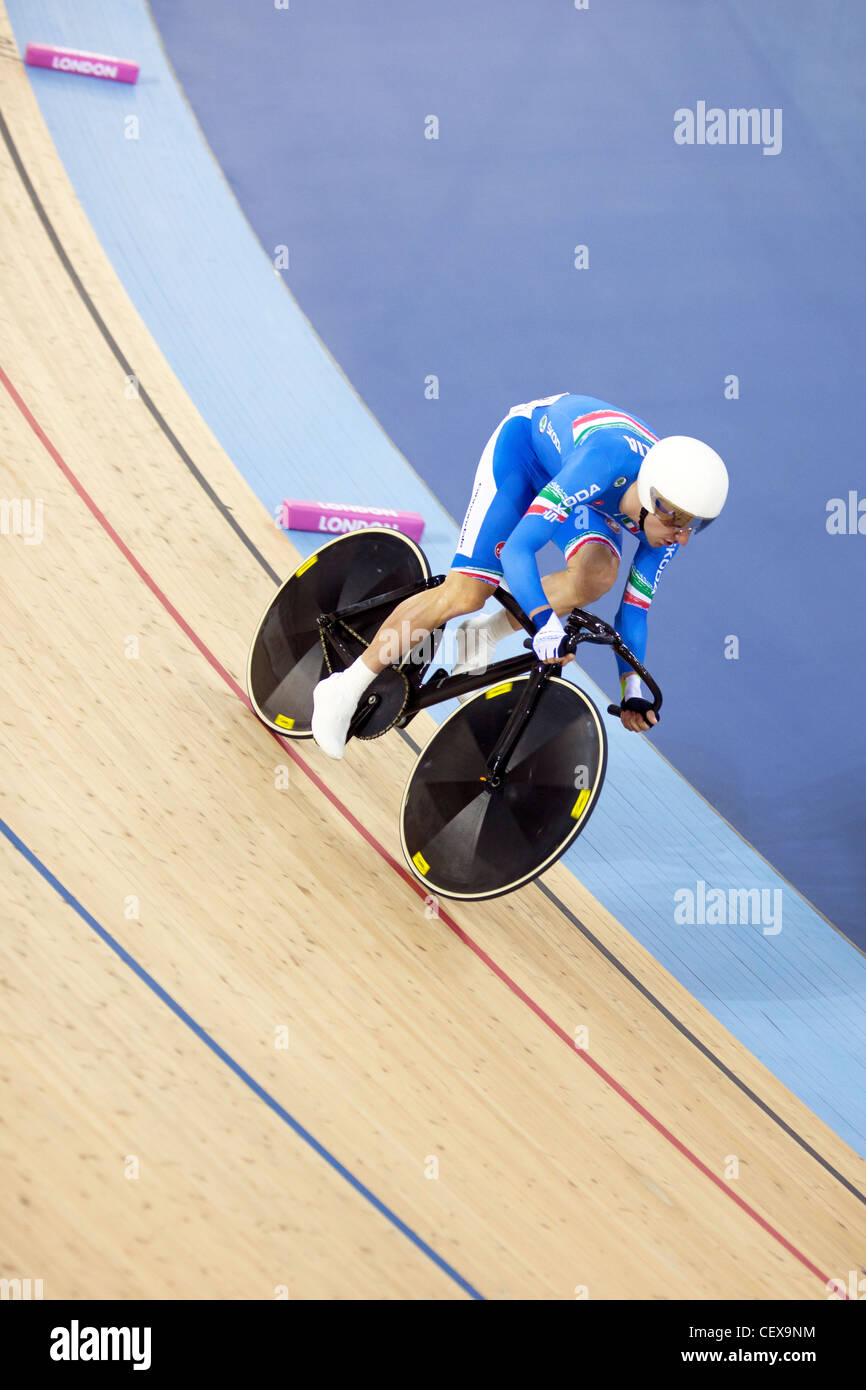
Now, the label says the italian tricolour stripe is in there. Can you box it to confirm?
[525,481,569,522]
[623,567,654,610]
[453,564,502,585]
[571,410,659,449]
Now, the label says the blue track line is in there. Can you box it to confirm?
[0,815,484,1301]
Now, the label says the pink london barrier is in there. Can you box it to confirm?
[280,499,425,543]
[25,42,140,85]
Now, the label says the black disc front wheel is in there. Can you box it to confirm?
[400,675,607,899]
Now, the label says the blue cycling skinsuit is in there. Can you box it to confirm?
[451,394,679,690]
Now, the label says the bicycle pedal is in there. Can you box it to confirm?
[353,668,410,741]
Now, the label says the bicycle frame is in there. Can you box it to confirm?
[318,574,662,771]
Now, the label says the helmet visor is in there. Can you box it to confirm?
[650,489,715,535]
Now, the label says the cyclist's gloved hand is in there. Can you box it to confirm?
[532,610,568,664]
[621,696,658,731]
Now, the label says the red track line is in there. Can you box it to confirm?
[2,362,840,1296]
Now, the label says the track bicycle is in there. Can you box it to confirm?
[247,528,661,899]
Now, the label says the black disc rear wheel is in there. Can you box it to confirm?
[400,675,607,899]
[247,528,430,735]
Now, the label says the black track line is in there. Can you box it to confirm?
[0,105,280,585]
[534,879,866,1206]
[0,102,421,757]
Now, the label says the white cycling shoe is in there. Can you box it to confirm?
[312,662,375,759]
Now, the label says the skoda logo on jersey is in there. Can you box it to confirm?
[614,476,627,488]
[538,414,562,454]
[562,482,601,506]
[657,543,677,575]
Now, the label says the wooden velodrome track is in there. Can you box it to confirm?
[1,15,864,1300]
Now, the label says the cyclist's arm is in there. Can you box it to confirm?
[500,446,615,626]
[614,538,677,699]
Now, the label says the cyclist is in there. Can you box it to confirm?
[312,393,728,758]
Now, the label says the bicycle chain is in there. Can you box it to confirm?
[319,619,411,740]
[319,618,370,675]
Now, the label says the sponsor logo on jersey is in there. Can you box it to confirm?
[624,435,652,458]
[605,516,621,534]
[526,481,571,523]
[494,540,506,558]
[656,543,677,577]
[538,414,562,453]
[614,475,628,487]
[562,483,601,505]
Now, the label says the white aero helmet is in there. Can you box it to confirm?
[637,436,728,534]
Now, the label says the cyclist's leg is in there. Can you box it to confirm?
[311,410,539,757]
[455,503,623,673]
[362,411,540,670]
[450,412,541,585]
